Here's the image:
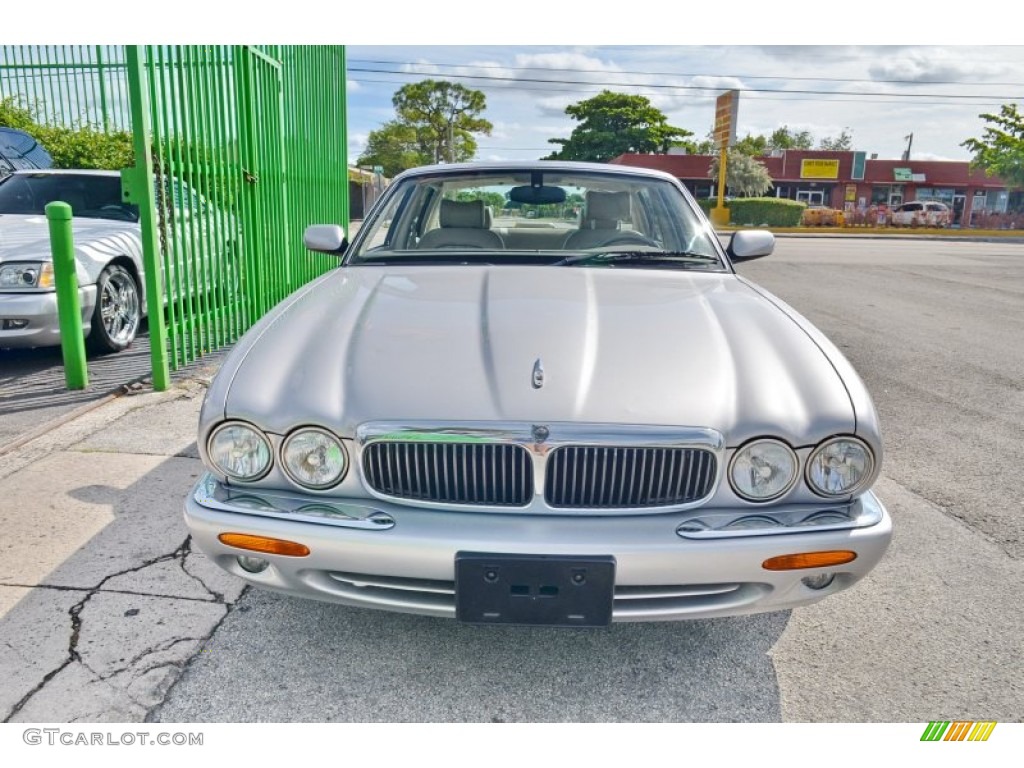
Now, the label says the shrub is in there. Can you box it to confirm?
[729,198,805,227]
[32,125,133,169]
[1,96,133,170]
[696,197,805,227]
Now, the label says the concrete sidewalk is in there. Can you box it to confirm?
[0,373,240,722]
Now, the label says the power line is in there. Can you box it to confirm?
[347,66,1024,101]
[348,57,1024,89]
[348,76,1012,108]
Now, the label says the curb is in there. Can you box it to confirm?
[715,229,1024,244]
[0,390,123,458]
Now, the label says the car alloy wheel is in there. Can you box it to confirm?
[89,263,141,353]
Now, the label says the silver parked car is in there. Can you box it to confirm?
[185,161,891,626]
[0,169,144,352]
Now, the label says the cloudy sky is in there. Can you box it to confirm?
[346,44,1024,165]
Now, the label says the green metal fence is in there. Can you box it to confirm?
[0,45,131,132]
[1,45,348,389]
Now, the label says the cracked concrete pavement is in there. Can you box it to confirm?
[0,380,243,723]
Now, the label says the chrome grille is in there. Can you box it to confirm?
[362,441,533,506]
[545,446,716,508]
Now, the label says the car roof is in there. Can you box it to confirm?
[391,160,682,185]
[10,168,121,178]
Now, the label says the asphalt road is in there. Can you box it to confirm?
[146,236,1024,723]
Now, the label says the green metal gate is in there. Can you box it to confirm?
[1,45,348,389]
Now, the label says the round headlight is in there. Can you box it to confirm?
[806,437,874,498]
[729,439,798,502]
[281,428,348,489]
[208,422,272,481]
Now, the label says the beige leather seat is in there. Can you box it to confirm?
[563,191,632,250]
[417,199,504,249]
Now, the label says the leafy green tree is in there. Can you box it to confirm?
[962,103,1024,190]
[454,189,506,211]
[707,149,774,197]
[819,128,853,151]
[545,91,693,162]
[691,132,717,155]
[394,79,492,165]
[357,120,426,178]
[723,126,817,157]
[358,80,492,175]
[769,126,813,151]
[734,133,769,157]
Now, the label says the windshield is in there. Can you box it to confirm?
[0,173,139,222]
[349,168,724,270]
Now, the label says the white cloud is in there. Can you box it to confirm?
[346,45,1024,162]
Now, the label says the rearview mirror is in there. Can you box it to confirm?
[508,185,566,205]
[304,224,348,255]
[727,230,775,262]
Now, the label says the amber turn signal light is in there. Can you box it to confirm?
[762,550,856,571]
[218,533,310,557]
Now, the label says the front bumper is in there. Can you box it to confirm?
[184,473,892,622]
[0,287,96,349]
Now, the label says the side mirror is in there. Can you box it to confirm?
[304,224,348,255]
[727,230,775,262]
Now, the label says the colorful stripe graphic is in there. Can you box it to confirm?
[921,721,997,741]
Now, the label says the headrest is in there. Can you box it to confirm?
[585,190,630,222]
[439,199,489,229]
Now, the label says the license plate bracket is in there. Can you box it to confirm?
[455,552,615,627]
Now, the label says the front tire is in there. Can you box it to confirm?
[89,264,141,354]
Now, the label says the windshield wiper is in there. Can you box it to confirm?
[552,250,721,267]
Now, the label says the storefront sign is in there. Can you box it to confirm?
[912,173,926,182]
[714,90,739,149]
[801,159,840,179]
[894,168,913,181]
[845,184,857,202]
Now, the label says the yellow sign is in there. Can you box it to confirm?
[845,184,857,202]
[714,90,739,149]
[801,159,840,179]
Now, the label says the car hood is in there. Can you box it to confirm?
[0,213,139,262]
[215,265,859,447]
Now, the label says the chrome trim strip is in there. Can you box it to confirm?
[675,492,884,539]
[614,583,742,600]
[328,572,456,595]
[192,474,395,530]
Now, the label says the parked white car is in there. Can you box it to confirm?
[890,201,951,228]
[0,168,238,353]
[0,169,145,352]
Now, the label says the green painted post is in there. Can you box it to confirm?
[123,45,170,391]
[96,45,110,132]
[44,202,89,390]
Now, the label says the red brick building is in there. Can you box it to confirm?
[611,150,1018,227]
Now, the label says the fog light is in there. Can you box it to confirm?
[801,573,836,590]
[237,555,270,574]
[2,319,30,330]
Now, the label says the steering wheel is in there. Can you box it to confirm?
[599,233,660,248]
[98,205,138,222]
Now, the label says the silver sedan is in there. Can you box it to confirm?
[185,161,891,626]
[0,169,144,352]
